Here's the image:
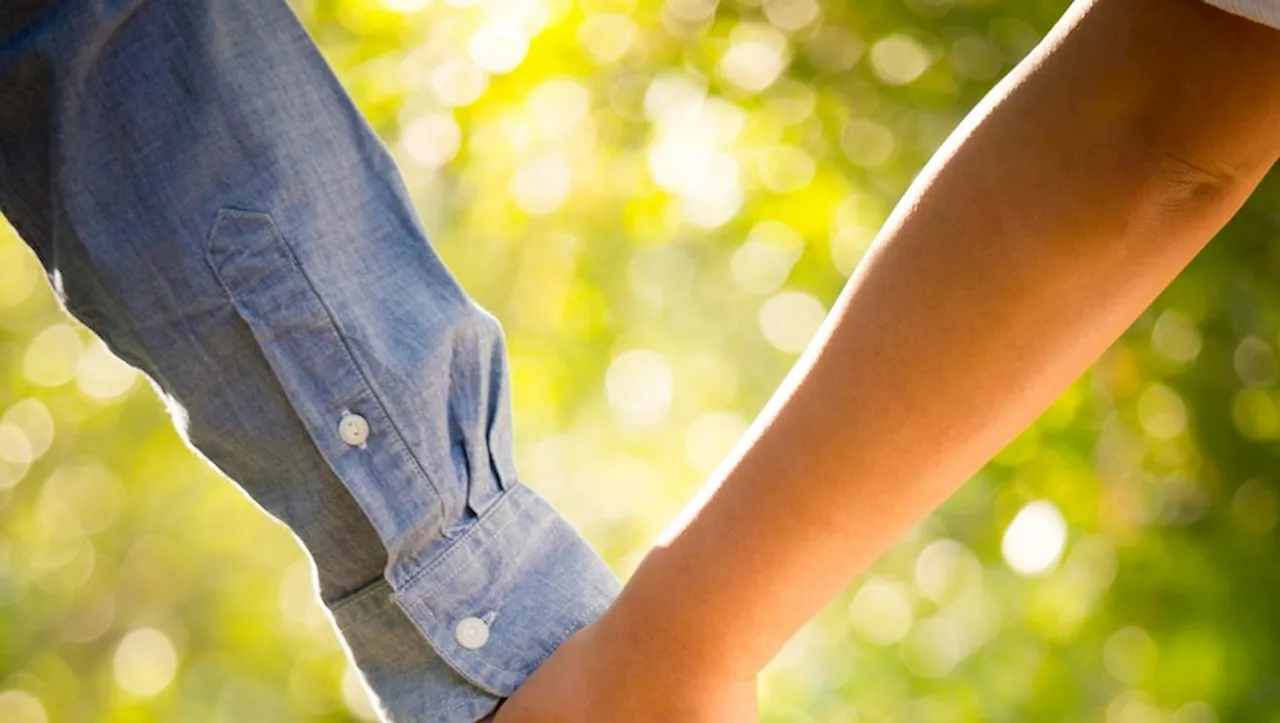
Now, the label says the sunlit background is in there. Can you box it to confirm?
[5,0,1280,720]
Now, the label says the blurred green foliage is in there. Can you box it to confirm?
[5,0,1280,720]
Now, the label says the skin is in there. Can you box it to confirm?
[491,0,1280,720]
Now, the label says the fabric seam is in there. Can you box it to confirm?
[201,207,448,524]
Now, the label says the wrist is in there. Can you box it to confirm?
[594,548,758,682]
[574,600,759,721]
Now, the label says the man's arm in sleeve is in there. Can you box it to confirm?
[496,0,1280,718]
[0,2,618,721]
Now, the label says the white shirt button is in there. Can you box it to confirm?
[455,616,490,650]
[338,413,370,447]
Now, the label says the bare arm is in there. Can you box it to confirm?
[496,0,1280,719]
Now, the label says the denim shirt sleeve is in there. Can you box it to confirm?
[0,2,620,721]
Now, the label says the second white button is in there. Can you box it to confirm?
[339,413,370,446]
[455,616,490,649]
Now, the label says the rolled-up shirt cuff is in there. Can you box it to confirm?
[327,481,621,721]
[391,481,621,696]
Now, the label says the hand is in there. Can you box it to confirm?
[490,614,758,723]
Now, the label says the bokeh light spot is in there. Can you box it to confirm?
[24,324,83,387]
[467,25,529,73]
[1234,336,1279,388]
[849,577,914,645]
[527,79,592,133]
[665,0,718,23]
[914,538,982,605]
[402,113,462,168]
[483,0,553,34]
[606,349,674,424]
[578,13,637,65]
[869,34,932,86]
[1103,626,1157,686]
[1232,388,1280,439]
[763,0,820,33]
[644,73,707,122]
[841,119,896,168]
[0,457,29,489]
[900,615,962,678]
[678,156,743,228]
[113,627,178,697]
[1002,500,1067,576]
[719,26,789,92]
[758,291,826,353]
[764,79,816,124]
[43,463,126,534]
[1151,309,1202,364]
[76,339,139,402]
[1137,384,1187,439]
[0,424,34,466]
[731,221,804,294]
[804,26,865,72]
[0,690,47,723]
[1106,690,1163,723]
[431,58,488,106]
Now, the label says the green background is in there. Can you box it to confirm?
[4,0,1280,720]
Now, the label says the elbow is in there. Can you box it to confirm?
[1149,144,1246,208]
[1125,106,1273,215]
[1117,125,1266,225]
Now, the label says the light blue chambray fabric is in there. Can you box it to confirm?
[0,1,621,721]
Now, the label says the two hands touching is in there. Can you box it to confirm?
[488,614,757,723]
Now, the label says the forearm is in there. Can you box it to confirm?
[600,0,1280,680]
